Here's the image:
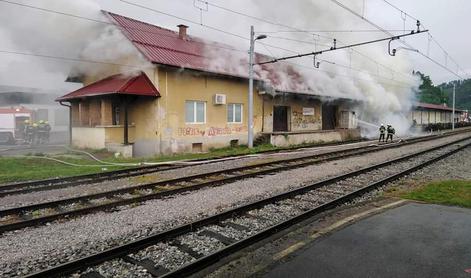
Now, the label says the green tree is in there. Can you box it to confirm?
[414,71,448,104]
[440,79,471,111]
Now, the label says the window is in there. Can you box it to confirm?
[185,101,206,123]
[112,103,120,125]
[227,103,243,123]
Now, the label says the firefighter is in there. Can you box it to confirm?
[31,123,39,145]
[379,124,386,142]
[386,124,395,142]
[38,120,48,144]
[24,120,34,144]
[44,121,51,143]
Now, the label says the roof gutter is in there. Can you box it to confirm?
[59,101,72,146]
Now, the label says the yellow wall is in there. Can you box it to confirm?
[73,66,357,156]
[148,68,263,154]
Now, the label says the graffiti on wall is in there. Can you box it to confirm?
[178,127,206,137]
[292,110,316,129]
[178,126,247,137]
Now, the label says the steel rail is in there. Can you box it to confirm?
[0,130,463,199]
[163,141,470,278]
[24,138,471,278]
[1,134,468,234]
[0,129,466,196]
[0,139,369,196]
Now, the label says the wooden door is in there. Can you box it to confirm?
[273,106,289,132]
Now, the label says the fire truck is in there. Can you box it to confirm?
[0,107,32,144]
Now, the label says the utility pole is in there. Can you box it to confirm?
[248,26,266,148]
[452,83,456,130]
[248,26,255,148]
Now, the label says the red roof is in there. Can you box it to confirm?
[415,102,464,112]
[57,72,160,101]
[0,107,32,114]
[105,12,310,93]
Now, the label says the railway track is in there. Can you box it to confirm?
[24,133,471,278]
[1,133,470,234]
[0,140,368,196]
[0,129,467,197]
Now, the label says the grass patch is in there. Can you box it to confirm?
[0,156,129,184]
[398,180,471,208]
[0,139,358,184]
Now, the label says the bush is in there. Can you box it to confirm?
[422,122,471,132]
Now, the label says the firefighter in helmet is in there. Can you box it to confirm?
[23,119,34,144]
[38,120,48,144]
[44,121,51,143]
[386,124,395,142]
[379,124,386,142]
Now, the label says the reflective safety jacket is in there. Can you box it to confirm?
[379,126,386,134]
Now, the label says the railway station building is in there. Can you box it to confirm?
[410,102,468,125]
[57,12,360,157]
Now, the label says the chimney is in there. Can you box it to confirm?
[177,24,188,40]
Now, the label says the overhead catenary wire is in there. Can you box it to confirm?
[380,0,469,79]
[259,29,415,34]
[119,0,417,88]
[329,0,466,80]
[264,35,414,83]
[0,0,248,55]
[0,49,146,69]
[0,0,417,90]
[0,0,418,87]
[257,30,429,65]
[201,0,418,80]
[282,60,415,89]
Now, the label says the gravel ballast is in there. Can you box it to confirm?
[1,132,466,210]
[0,134,470,277]
[0,140,384,209]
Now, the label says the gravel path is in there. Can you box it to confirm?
[1,132,469,210]
[388,146,471,185]
[1,134,470,276]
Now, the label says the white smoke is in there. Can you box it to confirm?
[0,0,151,91]
[0,0,420,137]
[202,0,421,137]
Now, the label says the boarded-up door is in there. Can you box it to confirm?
[322,104,337,130]
[273,106,289,132]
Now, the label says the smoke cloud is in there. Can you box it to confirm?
[203,0,420,137]
[0,0,420,137]
[0,0,151,92]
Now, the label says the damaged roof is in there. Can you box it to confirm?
[56,71,160,101]
[105,11,309,94]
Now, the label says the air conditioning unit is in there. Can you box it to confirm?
[213,94,226,105]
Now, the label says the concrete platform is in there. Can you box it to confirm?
[264,203,471,278]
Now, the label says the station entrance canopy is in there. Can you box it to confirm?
[56,72,160,101]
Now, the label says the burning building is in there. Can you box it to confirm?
[57,12,360,157]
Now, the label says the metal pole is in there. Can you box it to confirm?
[123,97,129,145]
[452,83,456,130]
[248,25,255,148]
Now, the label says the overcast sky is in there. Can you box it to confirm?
[94,0,470,84]
[0,0,468,90]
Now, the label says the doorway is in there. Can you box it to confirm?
[273,106,289,132]
[322,104,337,130]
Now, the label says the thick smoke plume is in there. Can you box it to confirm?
[203,0,420,137]
[0,0,419,138]
[0,0,151,92]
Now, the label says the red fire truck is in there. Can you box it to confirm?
[0,107,32,144]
